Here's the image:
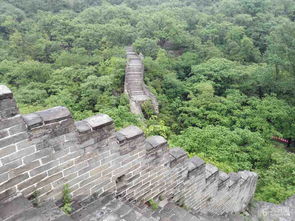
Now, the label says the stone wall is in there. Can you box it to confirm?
[0,85,257,215]
[125,47,159,116]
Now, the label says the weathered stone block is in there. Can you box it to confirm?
[30,161,58,177]
[9,161,40,178]
[85,114,113,130]
[0,132,28,149]
[1,145,35,165]
[37,106,71,124]
[169,147,187,167]
[145,136,167,151]
[36,172,63,189]
[116,126,144,141]
[8,123,27,135]
[0,98,19,118]
[22,113,43,129]
[22,148,52,164]
[0,145,16,158]
[18,172,47,190]
[0,187,17,201]
[0,172,8,184]
[0,115,24,130]
[218,171,229,190]
[186,156,205,178]
[75,120,92,134]
[0,85,13,100]
[0,173,29,192]
[0,129,9,139]
[206,163,219,183]
[228,172,241,189]
[0,159,22,174]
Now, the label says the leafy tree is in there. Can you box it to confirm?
[267,21,295,78]
[133,38,159,58]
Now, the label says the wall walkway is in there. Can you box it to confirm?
[125,47,159,116]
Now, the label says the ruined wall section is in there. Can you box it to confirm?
[0,85,257,215]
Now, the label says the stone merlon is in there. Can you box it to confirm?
[186,156,205,178]
[85,114,113,130]
[75,120,92,134]
[206,163,219,182]
[116,125,144,142]
[22,113,43,129]
[145,136,167,151]
[169,147,188,167]
[0,85,13,100]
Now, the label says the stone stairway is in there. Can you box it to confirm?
[247,195,295,221]
[0,196,71,221]
[0,196,247,221]
[71,195,157,221]
[2,195,294,221]
[70,194,251,221]
[125,47,159,116]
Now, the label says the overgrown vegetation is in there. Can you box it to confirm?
[28,191,39,207]
[61,184,72,215]
[147,199,159,211]
[0,0,294,203]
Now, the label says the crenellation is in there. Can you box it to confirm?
[22,113,43,129]
[186,156,205,178]
[0,85,13,100]
[228,172,241,189]
[217,171,230,190]
[37,106,71,125]
[145,135,167,151]
[169,147,188,168]
[0,86,19,119]
[0,85,258,216]
[205,164,219,184]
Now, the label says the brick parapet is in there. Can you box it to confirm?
[0,85,258,216]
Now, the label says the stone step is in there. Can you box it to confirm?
[127,77,142,79]
[38,201,73,221]
[71,196,157,221]
[126,75,142,77]
[129,86,143,88]
[0,196,74,221]
[0,196,33,221]
[130,90,144,92]
[126,77,142,79]
[128,84,143,87]
[127,69,142,72]
[128,63,142,66]
[131,93,145,96]
[152,203,199,221]
[126,79,142,82]
[127,69,142,73]
[130,90,144,93]
[6,207,48,221]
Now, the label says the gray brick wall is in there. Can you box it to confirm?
[0,85,258,215]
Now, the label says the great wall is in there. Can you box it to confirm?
[0,50,294,221]
[0,83,258,220]
[125,47,159,116]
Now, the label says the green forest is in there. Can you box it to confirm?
[0,0,294,204]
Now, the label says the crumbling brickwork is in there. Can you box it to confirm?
[0,85,257,215]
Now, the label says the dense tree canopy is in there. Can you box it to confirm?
[0,0,294,204]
